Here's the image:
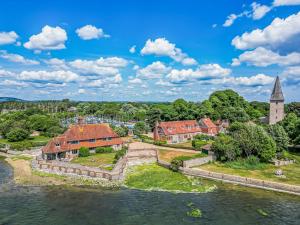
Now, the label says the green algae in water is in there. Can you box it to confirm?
[186,202,202,218]
[257,208,268,217]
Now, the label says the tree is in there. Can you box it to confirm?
[79,147,90,157]
[267,124,289,152]
[133,121,149,135]
[211,134,240,161]
[6,128,29,142]
[146,107,162,130]
[113,125,128,137]
[280,113,300,145]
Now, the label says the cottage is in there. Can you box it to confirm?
[42,123,123,160]
[154,118,219,144]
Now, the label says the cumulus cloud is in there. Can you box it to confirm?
[129,45,136,53]
[166,64,231,84]
[0,69,16,77]
[273,0,300,6]
[78,88,86,94]
[76,25,110,40]
[44,58,69,70]
[232,12,300,50]
[141,38,197,65]
[86,74,122,88]
[0,79,29,87]
[219,74,274,87]
[0,50,39,65]
[232,47,300,67]
[251,2,272,20]
[69,57,128,77]
[281,66,300,85]
[223,14,239,27]
[24,25,67,50]
[0,31,18,45]
[128,78,142,84]
[137,61,171,79]
[18,70,80,83]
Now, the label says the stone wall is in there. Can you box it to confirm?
[273,159,295,166]
[180,167,300,195]
[183,155,216,168]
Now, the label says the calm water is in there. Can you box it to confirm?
[0,160,300,225]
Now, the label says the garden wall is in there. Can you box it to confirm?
[182,155,216,168]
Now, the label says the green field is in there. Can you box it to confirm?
[198,152,300,185]
[125,164,217,193]
[0,135,51,144]
[71,153,116,170]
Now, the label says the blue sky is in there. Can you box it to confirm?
[0,0,300,102]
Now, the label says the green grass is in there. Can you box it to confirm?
[71,153,116,170]
[125,164,217,193]
[11,155,33,161]
[198,152,300,185]
[0,135,51,144]
[169,141,193,148]
[158,149,201,162]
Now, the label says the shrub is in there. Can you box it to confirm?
[79,147,90,157]
[170,155,200,172]
[10,141,33,151]
[192,140,207,150]
[194,134,213,141]
[113,147,127,163]
[212,134,240,161]
[267,124,289,152]
[153,140,167,146]
[6,128,29,142]
[95,147,113,153]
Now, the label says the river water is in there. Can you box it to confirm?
[0,160,299,225]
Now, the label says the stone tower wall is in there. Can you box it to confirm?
[269,101,284,125]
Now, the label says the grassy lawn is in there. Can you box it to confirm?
[158,149,201,162]
[125,164,217,193]
[168,141,193,148]
[71,153,116,170]
[198,152,300,186]
[0,135,51,144]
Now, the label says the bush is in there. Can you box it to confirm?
[170,155,204,172]
[194,134,213,141]
[6,128,29,142]
[95,147,113,153]
[153,140,167,146]
[10,141,33,151]
[79,147,90,157]
[212,134,240,161]
[267,124,289,152]
[192,140,207,150]
[113,147,127,163]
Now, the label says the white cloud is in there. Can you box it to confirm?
[0,50,39,65]
[128,78,142,84]
[78,88,86,94]
[232,12,300,50]
[251,2,272,20]
[0,69,16,77]
[220,74,274,86]
[223,14,238,27]
[86,74,122,88]
[24,25,67,50]
[273,0,300,6]
[137,61,171,79]
[76,25,110,40]
[166,64,231,83]
[129,45,136,53]
[232,47,300,67]
[155,79,175,87]
[69,57,127,77]
[0,79,29,87]
[18,70,80,83]
[0,31,18,45]
[141,38,197,65]
[281,66,300,84]
[44,58,69,70]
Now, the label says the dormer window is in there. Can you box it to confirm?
[89,139,96,143]
[55,143,60,147]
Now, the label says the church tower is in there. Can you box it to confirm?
[269,76,284,125]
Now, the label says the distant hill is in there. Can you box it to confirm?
[0,97,25,102]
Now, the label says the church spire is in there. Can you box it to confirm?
[270,76,284,102]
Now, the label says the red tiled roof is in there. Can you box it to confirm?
[158,120,202,135]
[42,123,123,154]
[200,118,217,128]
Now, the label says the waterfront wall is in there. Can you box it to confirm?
[183,155,216,168]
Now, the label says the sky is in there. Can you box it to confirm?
[0,0,300,102]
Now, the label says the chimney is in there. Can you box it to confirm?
[78,116,84,125]
[153,121,160,141]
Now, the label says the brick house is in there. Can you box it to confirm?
[153,118,219,144]
[42,123,123,160]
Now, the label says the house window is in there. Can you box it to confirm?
[72,150,78,154]
[89,139,96,143]
[106,137,112,141]
[70,140,79,144]
[55,143,60,147]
